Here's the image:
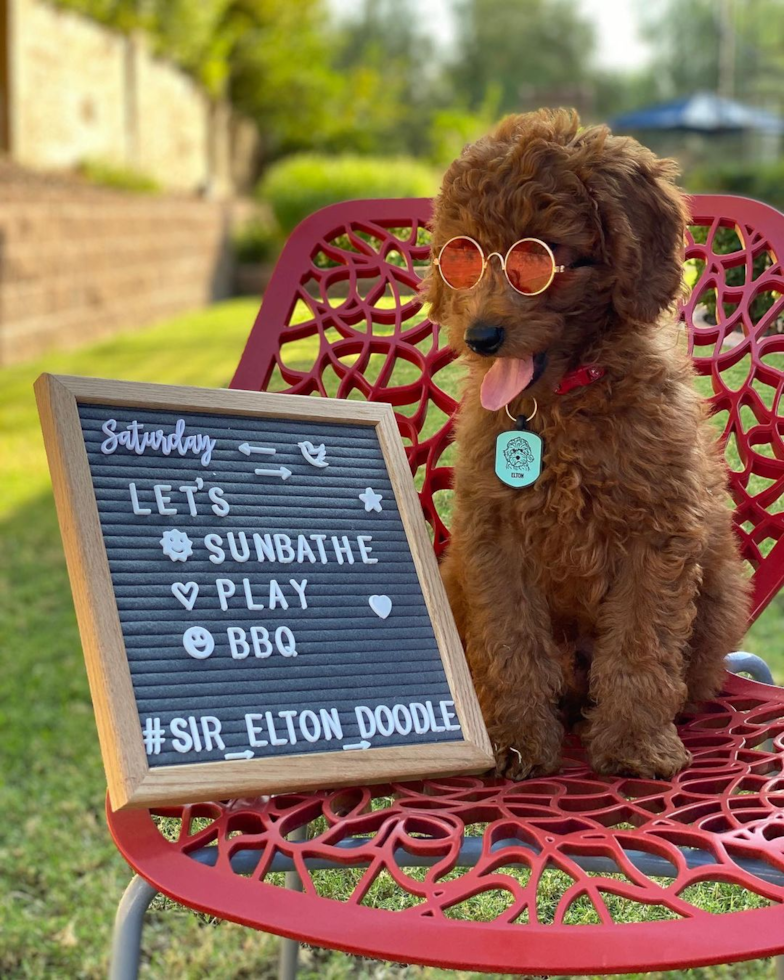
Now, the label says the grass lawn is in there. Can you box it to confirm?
[1,296,782,979]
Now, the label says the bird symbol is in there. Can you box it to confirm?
[298,441,329,468]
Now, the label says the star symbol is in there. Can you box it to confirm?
[358,487,383,513]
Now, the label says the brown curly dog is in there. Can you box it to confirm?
[424,108,751,780]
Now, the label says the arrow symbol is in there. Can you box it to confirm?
[239,442,276,457]
[255,466,292,481]
[342,740,371,751]
[224,749,255,760]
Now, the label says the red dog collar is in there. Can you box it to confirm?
[554,364,605,395]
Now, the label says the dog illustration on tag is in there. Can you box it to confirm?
[503,437,534,471]
[494,430,543,488]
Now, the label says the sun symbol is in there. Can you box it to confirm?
[160,528,194,562]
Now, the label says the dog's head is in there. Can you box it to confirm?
[422,108,689,407]
[503,437,534,470]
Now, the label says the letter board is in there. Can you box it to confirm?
[35,375,493,809]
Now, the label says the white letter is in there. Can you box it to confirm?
[169,717,193,753]
[357,535,377,564]
[268,580,288,611]
[278,710,298,744]
[392,703,413,735]
[275,626,297,657]
[309,534,328,563]
[299,710,321,743]
[245,713,269,747]
[374,704,394,737]
[208,486,230,517]
[296,535,317,563]
[331,535,355,564]
[355,706,376,739]
[410,703,430,734]
[187,716,203,751]
[154,484,177,516]
[129,483,152,516]
[288,579,308,610]
[440,700,461,732]
[242,578,265,611]
[204,533,225,564]
[100,419,118,454]
[425,701,445,733]
[216,578,236,611]
[319,708,343,740]
[250,626,272,658]
[265,711,288,746]
[179,483,199,516]
[227,627,250,659]
[228,531,250,563]
[253,533,276,562]
[200,716,225,751]
[274,534,295,563]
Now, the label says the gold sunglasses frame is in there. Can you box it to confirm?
[433,235,566,296]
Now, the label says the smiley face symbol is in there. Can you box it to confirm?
[160,528,194,562]
[183,626,215,660]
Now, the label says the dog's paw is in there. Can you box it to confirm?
[588,723,691,779]
[491,728,562,781]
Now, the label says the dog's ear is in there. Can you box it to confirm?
[585,141,689,324]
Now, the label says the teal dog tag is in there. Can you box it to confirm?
[495,425,543,488]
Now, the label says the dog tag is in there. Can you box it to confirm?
[495,420,543,488]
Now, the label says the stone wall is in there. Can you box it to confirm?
[11,0,128,169]
[0,162,255,365]
[5,0,260,195]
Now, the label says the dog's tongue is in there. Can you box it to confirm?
[480,356,535,411]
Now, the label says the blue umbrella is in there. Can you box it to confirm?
[611,92,784,134]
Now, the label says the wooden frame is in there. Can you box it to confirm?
[35,374,493,809]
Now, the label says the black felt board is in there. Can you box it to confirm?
[78,403,462,768]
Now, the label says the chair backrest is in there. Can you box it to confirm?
[231,195,784,622]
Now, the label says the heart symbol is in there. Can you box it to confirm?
[369,595,392,620]
[172,581,199,611]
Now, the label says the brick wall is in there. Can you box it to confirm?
[0,163,256,365]
[5,0,260,195]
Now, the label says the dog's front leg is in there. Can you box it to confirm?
[584,537,700,779]
[444,544,564,780]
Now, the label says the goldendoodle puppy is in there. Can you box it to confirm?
[424,108,751,780]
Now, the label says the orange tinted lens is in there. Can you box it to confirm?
[506,240,554,294]
[438,238,484,289]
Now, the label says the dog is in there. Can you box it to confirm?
[423,108,751,780]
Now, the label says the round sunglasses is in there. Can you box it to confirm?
[433,236,566,296]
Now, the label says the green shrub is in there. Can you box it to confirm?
[232,216,282,264]
[688,160,784,212]
[687,222,781,335]
[77,158,160,194]
[687,164,784,332]
[257,154,439,235]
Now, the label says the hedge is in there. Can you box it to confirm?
[258,154,440,235]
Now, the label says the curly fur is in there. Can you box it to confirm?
[424,108,751,780]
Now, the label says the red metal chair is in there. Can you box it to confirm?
[108,195,784,977]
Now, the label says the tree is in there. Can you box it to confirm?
[638,0,722,100]
[639,0,784,113]
[331,0,445,156]
[448,0,597,116]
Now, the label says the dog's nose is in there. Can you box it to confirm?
[464,322,504,356]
